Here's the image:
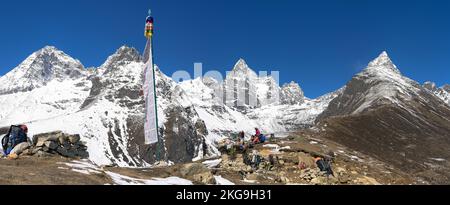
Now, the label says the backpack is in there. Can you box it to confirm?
[259,135,266,143]
[316,159,334,176]
[243,151,252,165]
[2,125,28,155]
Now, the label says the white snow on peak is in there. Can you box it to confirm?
[423,81,450,106]
[233,58,250,71]
[228,58,259,79]
[97,46,142,75]
[0,46,340,167]
[366,51,400,74]
[0,46,85,94]
[348,52,422,114]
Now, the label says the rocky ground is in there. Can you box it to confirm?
[0,131,419,185]
[210,131,415,185]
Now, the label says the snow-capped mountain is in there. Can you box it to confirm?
[0,46,86,95]
[0,47,90,124]
[318,51,436,117]
[179,58,334,139]
[0,46,337,167]
[317,51,450,184]
[0,46,217,166]
[423,81,450,105]
[97,46,142,76]
[222,59,282,110]
[281,81,305,105]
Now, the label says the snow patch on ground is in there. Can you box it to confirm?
[106,171,193,185]
[214,176,235,185]
[203,159,222,169]
[60,160,103,175]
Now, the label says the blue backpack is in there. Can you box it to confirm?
[1,125,28,155]
[259,134,266,143]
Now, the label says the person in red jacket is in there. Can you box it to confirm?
[251,128,262,144]
[255,128,261,137]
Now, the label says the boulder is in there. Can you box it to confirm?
[26,131,89,159]
[58,135,69,145]
[193,172,216,185]
[356,176,381,185]
[180,163,210,176]
[311,176,329,185]
[280,176,290,184]
[68,146,88,157]
[20,149,31,156]
[35,139,46,147]
[328,176,339,184]
[31,147,43,155]
[298,152,316,169]
[33,131,64,146]
[246,173,264,181]
[180,163,215,185]
[68,134,81,144]
[56,147,76,158]
[44,141,59,150]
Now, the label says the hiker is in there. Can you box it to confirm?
[237,131,248,151]
[251,135,260,144]
[315,157,334,177]
[255,128,261,138]
[239,131,245,141]
[1,125,31,160]
[269,134,275,142]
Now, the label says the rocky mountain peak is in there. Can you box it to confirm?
[28,45,84,69]
[100,46,142,75]
[366,51,401,74]
[281,81,305,105]
[233,58,249,70]
[423,81,437,91]
[443,84,450,92]
[0,46,85,94]
[230,58,257,76]
[109,46,141,63]
[423,82,450,105]
[38,45,59,54]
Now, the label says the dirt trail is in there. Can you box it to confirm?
[0,157,111,185]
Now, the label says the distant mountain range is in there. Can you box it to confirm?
[0,46,449,184]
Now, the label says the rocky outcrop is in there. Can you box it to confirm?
[281,82,305,105]
[423,81,450,106]
[25,131,89,158]
[180,163,216,185]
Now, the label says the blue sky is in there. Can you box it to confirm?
[0,0,449,98]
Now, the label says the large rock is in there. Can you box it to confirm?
[356,176,381,185]
[68,134,81,144]
[33,131,64,146]
[311,176,329,185]
[56,147,76,158]
[180,163,216,185]
[44,141,59,150]
[298,152,316,169]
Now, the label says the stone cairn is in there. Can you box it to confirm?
[22,131,89,158]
